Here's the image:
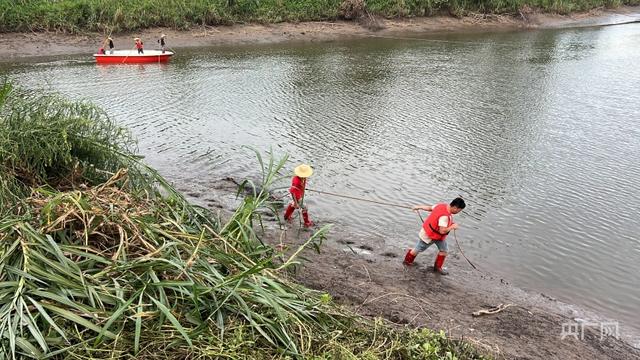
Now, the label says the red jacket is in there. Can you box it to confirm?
[423,203,452,241]
[289,176,306,201]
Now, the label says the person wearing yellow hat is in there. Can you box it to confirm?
[283,164,314,227]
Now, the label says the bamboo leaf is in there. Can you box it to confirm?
[41,303,116,339]
[94,289,139,344]
[149,296,192,346]
[3,265,47,286]
[14,336,43,359]
[134,291,144,355]
[20,298,49,353]
[59,246,111,264]
[26,296,67,341]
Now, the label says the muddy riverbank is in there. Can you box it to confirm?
[184,179,640,359]
[1,6,639,61]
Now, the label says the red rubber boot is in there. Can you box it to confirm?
[403,249,417,266]
[434,252,449,275]
[283,203,295,222]
[302,209,314,228]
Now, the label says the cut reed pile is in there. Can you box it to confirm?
[0,81,488,359]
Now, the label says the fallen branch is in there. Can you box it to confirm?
[472,303,513,317]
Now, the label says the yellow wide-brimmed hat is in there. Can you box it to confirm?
[134,37,140,40]
[294,164,313,178]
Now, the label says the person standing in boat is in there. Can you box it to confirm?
[403,197,466,275]
[158,34,166,53]
[283,164,314,228]
[135,37,144,54]
[107,37,114,54]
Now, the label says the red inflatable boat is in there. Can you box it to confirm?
[93,50,174,64]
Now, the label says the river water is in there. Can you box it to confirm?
[3,23,639,338]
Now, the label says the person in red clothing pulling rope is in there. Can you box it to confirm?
[403,197,466,275]
[283,164,314,228]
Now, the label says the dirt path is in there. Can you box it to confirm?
[1,6,638,61]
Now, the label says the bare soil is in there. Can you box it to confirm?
[1,6,638,61]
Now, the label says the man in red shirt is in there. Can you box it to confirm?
[283,164,314,228]
[403,197,466,275]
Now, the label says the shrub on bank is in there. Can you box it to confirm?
[0,0,638,33]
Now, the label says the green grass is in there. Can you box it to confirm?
[0,81,490,359]
[0,0,638,33]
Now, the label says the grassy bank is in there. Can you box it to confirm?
[1,0,638,33]
[0,81,488,359]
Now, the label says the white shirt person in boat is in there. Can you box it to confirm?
[98,37,115,55]
[107,37,114,54]
[158,34,167,54]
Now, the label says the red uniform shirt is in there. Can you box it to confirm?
[423,203,452,241]
[289,176,306,201]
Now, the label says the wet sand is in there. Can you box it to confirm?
[1,6,639,61]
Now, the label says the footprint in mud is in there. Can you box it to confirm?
[381,252,398,258]
[337,239,356,245]
[358,245,374,251]
[388,312,409,325]
[540,293,557,301]
[205,199,224,209]
[261,213,277,220]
